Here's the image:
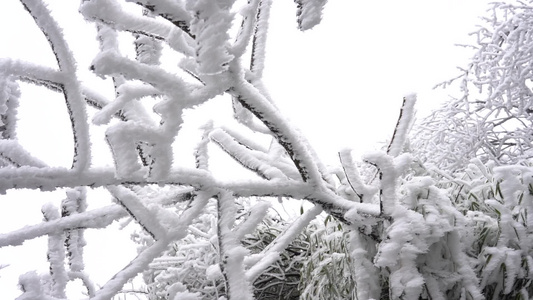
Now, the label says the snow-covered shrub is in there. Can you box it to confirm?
[409,1,533,297]
[367,157,533,300]
[136,197,222,299]
[430,160,533,299]
[299,215,356,299]
[474,165,533,299]
[339,157,483,300]
[244,210,306,300]
[413,1,533,172]
[301,149,490,300]
[294,94,485,299]
[137,197,308,300]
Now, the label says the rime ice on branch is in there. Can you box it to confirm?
[0,0,465,299]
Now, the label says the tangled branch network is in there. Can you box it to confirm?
[0,0,431,299]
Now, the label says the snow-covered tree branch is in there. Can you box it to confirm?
[4,0,533,299]
[1,0,381,298]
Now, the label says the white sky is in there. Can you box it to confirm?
[0,0,489,298]
[264,0,487,163]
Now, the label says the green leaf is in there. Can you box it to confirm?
[495,181,503,199]
[468,193,479,202]
[494,208,501,219]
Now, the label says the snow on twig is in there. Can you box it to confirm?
[42,203,68,299]
[125,0,194,38]
[233,201,271,240]
[187,0,235,76]
[0,205,126,247]
[229,61,323,184]
[81,0,194,55]
[68,271,96,297]
[387,93,417,158]
[107,185,166,239]
[0,73,19,140]
[62,188,87,273]
[294,0,327,31]
[245,204,322,282]
[249,0,272,78]
[21,0,91,172]
[210,128,288,180]
[217,190,255,300]
[91,192,209,300]
[0,140,47,168]
[231,0,262,60]
[17,271,55,300]
[339,148,378,203]
[92,82,160,126]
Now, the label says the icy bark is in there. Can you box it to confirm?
[42,203,68,299]
[20,0,91,172]
[216,191,255,300]
[294,0,328,31]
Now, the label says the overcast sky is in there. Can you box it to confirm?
[263,0,487,163]
[0,0,489,165]
[0,0,490,298]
